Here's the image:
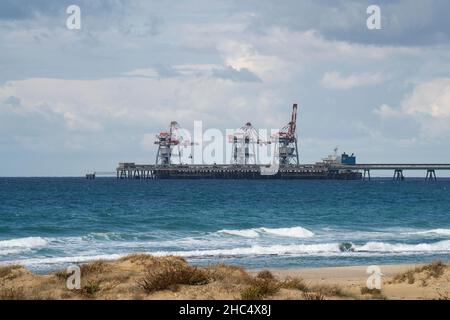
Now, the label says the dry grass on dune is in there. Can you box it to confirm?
[391,261,447,286]
[360,287,386,300]
[0,265,22,279]
[382,260,450,300]
[0,256,320,300]
[0,256,448,300]
[240,270,280,300]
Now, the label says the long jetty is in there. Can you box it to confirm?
[332,164,450,180]
[110,162,450,181]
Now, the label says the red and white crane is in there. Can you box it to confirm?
[272,103,300,165]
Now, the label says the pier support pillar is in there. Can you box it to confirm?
[363,169,371,181]
[425,169,437,181]
[393,169,405,181]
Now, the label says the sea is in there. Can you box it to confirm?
[0,178,449,273]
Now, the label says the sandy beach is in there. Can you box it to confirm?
[0,254,448,300]
[267,264,449,300]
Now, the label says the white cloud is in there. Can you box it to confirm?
[321,71,385,90]
[0,73,281,134]
[62,111,104,132]
[123,68,159,78]
[174,64,218,76]
[373,104,403,118]
[217,40,288,82]
[250,28,422,62]
[401,78,450,118]
[374,78,450,139]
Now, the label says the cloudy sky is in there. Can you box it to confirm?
[1,0,450,176]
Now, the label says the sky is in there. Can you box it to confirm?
[1,0,450,176]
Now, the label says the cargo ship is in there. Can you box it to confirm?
[116,104,362,180]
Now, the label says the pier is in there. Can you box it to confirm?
[331,164,450,181]
[115,163,361,180]
[114,163,450,181]
[85,171,116,179]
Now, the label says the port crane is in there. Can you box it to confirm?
[229,122,270,165]
[272,103,299,165]
[155,121,195,165]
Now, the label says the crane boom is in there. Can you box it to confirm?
[288,103,297,138]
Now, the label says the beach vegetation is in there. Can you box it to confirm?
[0,265,22,279]
[302,291,325,300]
[80,280,101,296]
[0,287,26,300]
[393,260,447,284]
[79,260,110,275]
[435,289,449,300]
[240,287,266,300]
[207,263,252,284]
[279,277,309,292]
[360,287,386,299]
[138,264,209,293]
[312,284,346,297]
[420,260,446,279]
[240,271,280,300]
[256,270,275,281]
[0,254,446,300]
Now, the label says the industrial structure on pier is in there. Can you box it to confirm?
[117,104,361,180]
[113,103,450,180]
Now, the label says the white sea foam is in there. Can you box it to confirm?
[355,240,450,252]
[259,227,314,238]
[218,226,314,238]
[0,237,48,249]
[218,229,260,238]
[0,248,29,256]
[152,240,450,257]
[4,240,450,268]
[5,253,124,267]
[402,229,450,236]
[152,243,340,257]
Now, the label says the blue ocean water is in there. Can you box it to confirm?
[0,178,449,273]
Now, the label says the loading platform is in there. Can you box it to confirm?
[115,163,361,180]
[114,163,450,181]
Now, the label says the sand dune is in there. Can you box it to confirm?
[0,254,448,300]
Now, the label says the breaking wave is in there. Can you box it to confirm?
[402,228,450,237]
[356,240,450,252]
[4,240,450,268]
[0,237,48,249]
[150,240,450,258]
[218,226,314,238]
[218,229,260,238]
[7,254,124,267]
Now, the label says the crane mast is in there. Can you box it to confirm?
[275,103,299,165]
[155,121,184,165]
[229,122,269,165]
